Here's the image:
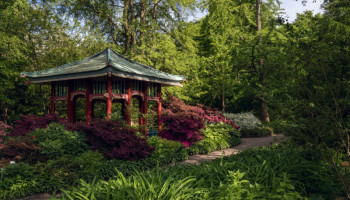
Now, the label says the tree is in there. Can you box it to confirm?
[284,5,350,197]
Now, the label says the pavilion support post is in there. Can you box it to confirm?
[125,79,132,125]
[50,82,56,114]
[141,81,148,136]
[67,81,75,123]
[106,75,112,119]
[157,83,162,132]
[85,79,92,122]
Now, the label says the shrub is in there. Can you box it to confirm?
[148,136,188,164]
[31,123,88,159]
[0,163,39,200]
[71,151,106,182]
[0,135,44,164]
[11,114,66,137]
[187,123,241,155]
[163,94,239,128]
[69,119,155,160]
[35,156,77,190]
[159,113,205,147]
[0,122,11,149]
[225,112,262,130]
[203,123,240,139]
[240,126,273,138]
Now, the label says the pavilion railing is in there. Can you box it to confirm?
[112,77,126,94]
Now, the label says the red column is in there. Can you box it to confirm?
[67,81,74,123]
[125,79,132,125]
[50,82,56,114]
[106,75,112,119]
[85,79,92,122]
[141,81,148,136]
[157,83,162,132]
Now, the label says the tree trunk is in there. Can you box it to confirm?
[140,1,146,55]
[123,0,130,53]
[256,0,270,122]
[152,2,158,47]
[256,0,261,31]
[129,0,137,53]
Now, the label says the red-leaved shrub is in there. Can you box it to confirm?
[11,113,66,136]
[68,119,154,160]
[162,94,239,129]
[159,94,239,147]
[159,113,205,147]
[0,135,45,164]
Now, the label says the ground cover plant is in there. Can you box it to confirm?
[188,123,241,155]
[58,142,342,200]
[0,108,241,200]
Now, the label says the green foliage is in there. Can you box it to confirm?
[225,112,262,130]
[0,163,38,200]
[240,126,274,138]
[31,123,88,159]
[188,123,241,155]
[61,171,204,200]
[60,143,334,200]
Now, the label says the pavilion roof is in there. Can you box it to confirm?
[21,48,186,86]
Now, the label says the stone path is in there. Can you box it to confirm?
[16,134,287,200]
[179,134,287,165]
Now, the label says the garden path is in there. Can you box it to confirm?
[16,134,287,200]
[178,134,287,165]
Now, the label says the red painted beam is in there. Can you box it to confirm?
[106,75,112,119]
[157,83,162,132]
[85,79,92,122]
[50,82,56,114]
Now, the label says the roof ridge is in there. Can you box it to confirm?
[109,48,186,79]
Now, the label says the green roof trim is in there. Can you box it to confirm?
[21,48,186,86]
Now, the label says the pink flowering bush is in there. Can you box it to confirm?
[11,113,66,137]
[159,94,239,147]
[162,94,239,128]
[159,113,205,147]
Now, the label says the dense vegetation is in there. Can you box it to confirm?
[0,0,349,199]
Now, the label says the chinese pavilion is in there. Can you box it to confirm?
[21,48,186,134]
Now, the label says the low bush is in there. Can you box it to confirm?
[225,112,262,130]
[159,113,205,147]
[0,163,38,200]
[163,94,239,128]
[71,151,106,182]
[31,123,88,159]
[60,144,319,200]
[240,126,273,138]
[11,114,66,137]
[188,123,241,155]
[0,135,44,164]
[69,119,155,160]
[148,136,188,164]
